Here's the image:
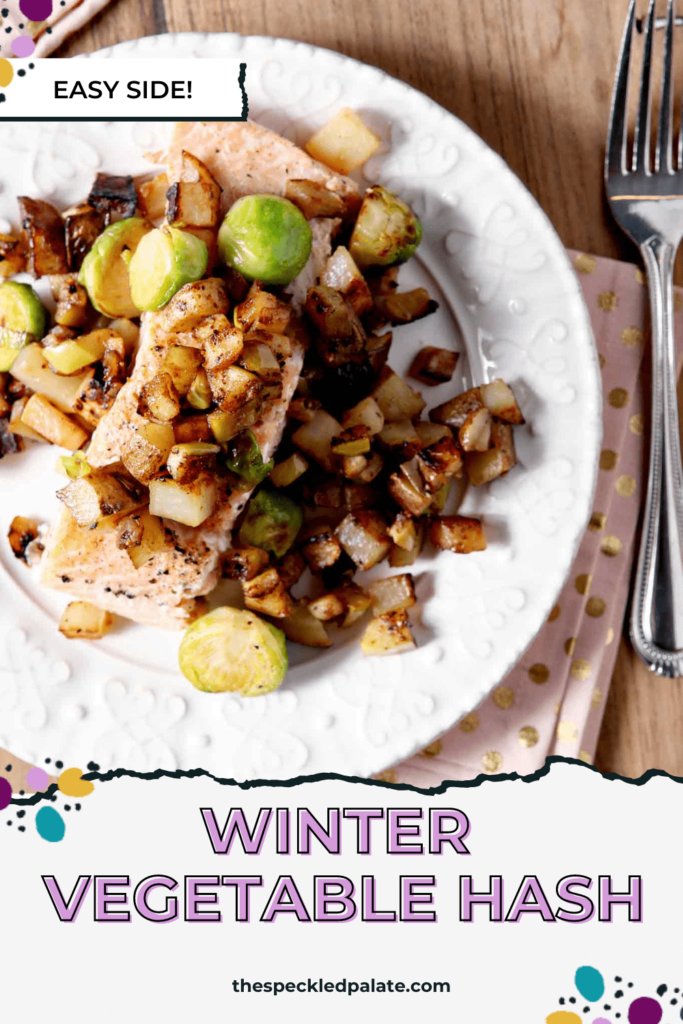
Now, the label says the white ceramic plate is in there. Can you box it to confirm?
[0,34,601,779]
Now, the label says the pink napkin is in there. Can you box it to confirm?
[384,250,683,786]
[0,0,110,58]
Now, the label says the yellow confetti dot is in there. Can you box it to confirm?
[616,474,636,497]
[0,58,13,89]
[564,637,577,657]
[636,267,645,285]
[599,353,606,369]
[528,663,549,685]
[547,1014,583,1024]
[630,413,644,435]
[519,725,539,748]
[420,740,442,758]
[598,290,618,311]
[492,685,515,709]
[605,628,615,646]
[557,720,578,744]
[592,685,604,707]
[548,604,561,623]
[374,769,397,784]
[600,449,618,470]
[571,658,592,681]
[621,325,644,347]
[57,767,95,798]
[579,749,592,764]
[459,712,479,733]
[608,387,629,408]
[586,596,606,618]
[575,573,592,596]
[481,750,502,774]
[574,253,596,274]
[588,512,607,532]
[676,292,683,313]
[601,534,622,556]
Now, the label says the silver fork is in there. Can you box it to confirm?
[606,0,683,677]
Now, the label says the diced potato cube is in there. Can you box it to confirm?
[7,515,41,562]
[465,421,517,486]
[430,387,484,430]
[242,567,294,618]
[277,550,307,589]
[305,107,381,174]
[342,396,384,436]
[292,409,342,473]
[429,514,487,553]
[309,479,343,509]
[288,397,322,423]
[366,331,393,376]
[149,473,217,527]
[372,367,425,422]
[223,545,271,582]
[166,181,221,228]
[127,510,173,569]
[138,371,181,423]
[137,173,169,219]
[342,483,377,510]
[208,399,262,443]
[270,452,309,488]
[21,393,88,450]
[388,469,432,517]
[379,418,422,457]
[388,512,418,551]
[59,601,113,640]
[108,318,140,356]
[320,246,373,316]
[234,287,291,336]
[308,592,346,621]
[57,472,142,528]
[480,378,524,425]
[166,441,220,483]
[305,286,366,368]
[300,522,343,572]
[207,364,262,412]
[389,520,424,568]
[121,419,175,485]
[356,451,384,483]
[409,346,459,386]
[360,610,416,656]
[179,150,221,186]
[9,397,47,442]
[281,602,332,647]
[459,407,492,452]
[158,278,229,333]
[284,179,348,219]
[201,318,244,370]
[415,421,451,447]
[342,453,369,479]
[375,288,436,325]
[334,581,371,628]
[335,510,391,570]
[175,415,213,443]
[161,345,204,396]
[368,573,416,616]
[417,436,463,493]
[10,343,88,413]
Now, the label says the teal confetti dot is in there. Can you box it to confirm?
[576,967,605,1002]
[36,806,65,842]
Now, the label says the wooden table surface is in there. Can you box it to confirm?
[54,0,683,778]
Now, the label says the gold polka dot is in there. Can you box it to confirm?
[589,512,607,532]
[374,769,398,784]
[492,685,515,710]
[600,449,618,471]
[598,290,618,312]
[528,663,549,685]
[579,749,592,764]
[629,413,644,436]
[571,658,592,681]
[586,596,606,618]
[591,685,603,707]
[575,573,593,596]
[621,326,644,347]
[519,725,539,748]
[0,58,13,89]
[481,750,503,774]
[574,253,596,274]
[636,267,645,285]
[675,292,683,313]
[557,720,578,744]
[601,534,623,557]
[599,353,606,369]
[605,628,615,646]
[420,739,442,758]
[616,474,636,497]
[608,387,629,409]
[564,637,577,657]
[548,604,561,623]
[459,712,479,733]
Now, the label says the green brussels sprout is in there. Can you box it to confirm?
[179,606,288,696]
[0,281,48,371]
[238,488,303,558]
[348,185,422,270]
[226,430,274,485]
[129,226,208,312]
[218,194,312,285]
[79,217,152,318]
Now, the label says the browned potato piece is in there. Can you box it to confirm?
[8,397,44,442]
[270,452,309,488]
[409,346,459,386]
[389,519,424,568]
[87,173,137,219]
[277,550,307,589]
[158,278,229,333]
[137,174,169,220]
[149,472,217,528]
[371,366,425,422]
[378,418,422,459]
[8,515,41,562]
[335,510,391,570]
[429,514,487,553]
[59,601,114,640]
[238,343,282,385]
[309,479,343,509]
[0,235,26,279]
[234,287,291,336]
[185,315,242,363]
[161,345,204,396]
[308,592,346,621]
[18,196,68,277]
[334,581,371,628]
[207,364,262,412]
[343,483,378,510]
[366,331,393,376]
[175,415,212,443]
[126,510,173,569]
[57,472,142,528]
[285,179,348,219]
[388,512,418,551]
[281,602,332,648]
[166,181,221,229]
[375,288,437,325]
[208,400,262,443]
[459,407,492,452]
[122,423,174,488]
[21,394,88,450]
[305,108,381,175]
[465,421,517,486]
[138,371,181,423]
[360,609,416,656]
[300,523,343,571]
[292,409,342,473]
[166,441,220,483]
[417,436,463,493]
[415,421,451,447]
[319,246,373,316]
[388,465,432,517]
[356,451,384,484]
[64,204,106,272]
[342,453,369,479]
[242,568,294,618]
[223,546,271,582]
[430,386,484,431]
[51,274,89,329]
[288,397,322,424]
[305,285,366,368]
[480,379,525,425]
[369,573,416,616]
[342,396,384,435]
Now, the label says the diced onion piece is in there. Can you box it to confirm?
[149,473,217,527]
[281,602,332,648]
[360,610,416,656]
[234,287,291,335]
[368,573,416,616]
[278,551,306,590]
[270,452,309,488]
[371,366,425,422]
[201,318,244,370]
[108,318,140,356]
[305,107,381,175]
[21,393,88,450]
[7,515,41,562]
[292,409,342,473]
[335,510,391,570]
[284,179,347,220]
[187,368,213,410]
[429,514,487,553]
[356,451,384,484]
[480,378,524,424]
[308,592,346,622]
[342,453,369,479]
[459,407,492,452]
[59,601,113,640]
[242,568,294,618]
[375,288,435,325]
[207,364,261,412]
[331,428,371,456]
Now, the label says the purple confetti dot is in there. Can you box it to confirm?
[0,777,11,810]
[628,998,663,1024]
[11,35,36,58]
[26,767,49,792]
[19,0,52,19]
[593,1019,612,1024]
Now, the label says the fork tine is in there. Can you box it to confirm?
[656,0,676,173]
[606,0,636,179]
[634,0,656,173]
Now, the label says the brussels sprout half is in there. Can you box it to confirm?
[129,226,209,312]
[238,488,303,558]
[79,217,152,318]
[0,281,48,371]
[349,185,422,270]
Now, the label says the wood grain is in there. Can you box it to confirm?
[55,0,683,777]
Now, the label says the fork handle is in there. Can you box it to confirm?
[630,236,683,677]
